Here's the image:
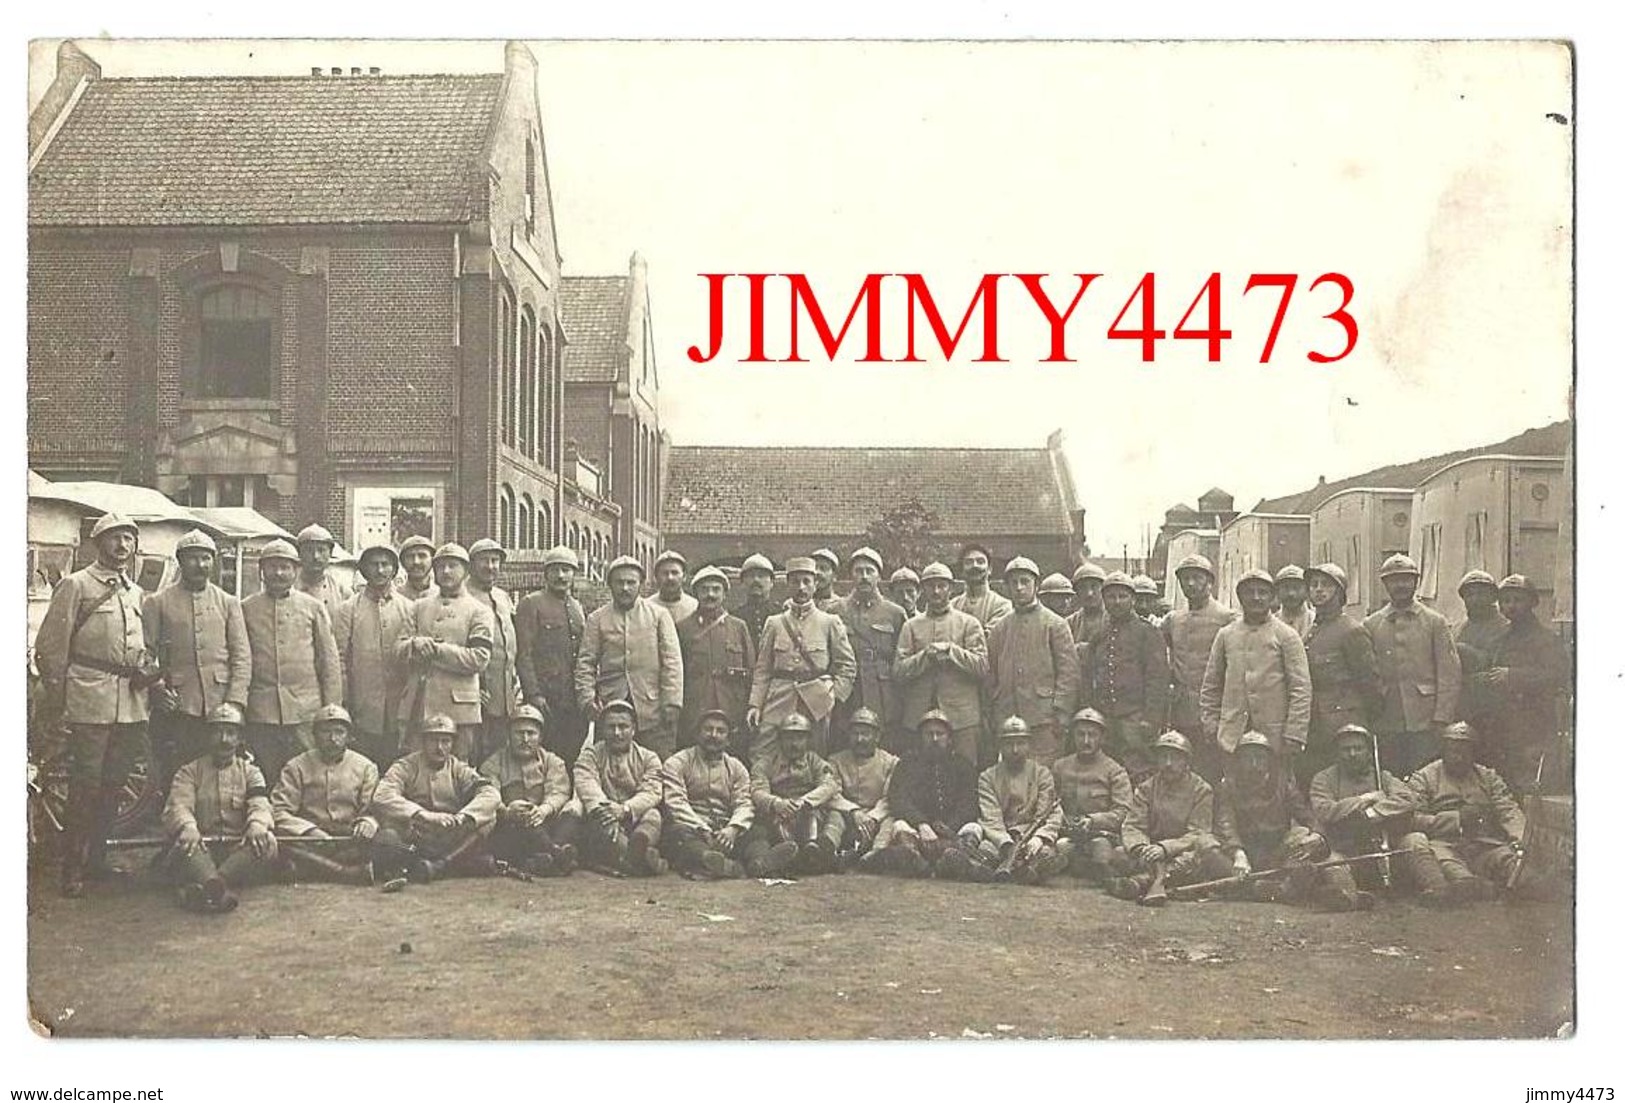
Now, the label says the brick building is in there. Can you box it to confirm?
[27,41,580,555]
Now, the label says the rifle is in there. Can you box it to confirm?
[994,797,1059,880]
[1168,847,1411,900]
[1369,736,1395,888]
[1504,752,1545,891]
[105,834,360,849]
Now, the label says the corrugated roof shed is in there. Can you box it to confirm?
[29,73,503,226]
[664,446,1074,537]
[561,276,630,384]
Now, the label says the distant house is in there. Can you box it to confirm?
[662,433,1083,575]
[1152,486,1238,580]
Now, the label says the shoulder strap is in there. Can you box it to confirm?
[781,612,826,675]
[65,575,124,658]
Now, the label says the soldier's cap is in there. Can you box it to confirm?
[810,548,840,570]
[889,566,920,586]
[432,542,470,565]
[542,545,581,571]
[1498,573,1535,594]
[1335,723,1373,744]
[606,554,645,579]
[1070,707,1107,729]
[690,565,730,590]
[1456,568,1498,594]
[1305,562,1349,592]
[259,538,300,564]
[653,549,687,571]
[398,534,436,556]
[1441,720,1478,743]
[918,561,955,584]
[741,552,776,576]
[175,529,219,557]
[1378,553,1421,580]
[296,523,337,546]
[1173,553,1215,580]
[1274,564,1306,584]
[998,716,1032,739]
[416,714,459,737]
[849,546,884,573]
[511,703,546,729]
[468,537,507,561]
[779,713,814,734]
[1154,731,1192,755]
[313,703,353,729]
[848,706,882,730]
[359,543,400,567]
[207,702,245,726]
[1236,730,1273,752]
[784,556,818,578]
[1039,572,1075,597]
[917,708,953,732]
[89,513,139,541]
[1004,556,1041,580]
[697,708,733,727]
[1101,570,1136,593]
[1132,574,1158,595]
[1072,560,1108,585]
[599,699,638,721]
[1235,568,1276,591]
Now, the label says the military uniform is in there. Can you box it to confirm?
[885,742,982,866]
[833,590,908,747]
[1119,769,1229,887]
[468,579,521,764]
[573,736,665,868]
[271,744,380,878]
[1214,764,1326,895]
[736,594,778,654]
[987,602,1079,767]
[1484,613,1568,793]
[1066,605,1106,648]
[371,749,501,879]
[1161,598,1237,754]
[828,743,900,856]
[297,571,353,621]
[893,607,988,762]
[749,602,855,759]
[396,590,494,761]
[480,740,582,873]
[975,758,1063,850]
[575,597,684,758]
[1052,749,1133,878]
[660,744,755,875]
[951,586,1013,629]
[1276,604,1314,640]
[1308,759,1443,896]
[1408,757,1527,891]
[395,575,437,602]
[652,591,699,628]
[1364,600,1462,776]
[513,587,588,763]
[1200,616,1312,757]
[141,577,251,786]
[744,743,843,871]
[161,750,276,892]
[1080,614,1170,782]
[677,608,756,755]
[332,586,415,766]
[241,588,343,785]
[1301,610,1380,784]
[1454,610,1510,747]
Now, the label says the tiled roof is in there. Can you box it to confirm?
[561,276,630,384]
[29,74,503,226]
[1252,420,1572,515]
[664,446,1075,537]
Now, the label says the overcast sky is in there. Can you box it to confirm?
[29,39,1572,557]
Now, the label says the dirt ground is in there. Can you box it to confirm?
[26,863,1573,1041]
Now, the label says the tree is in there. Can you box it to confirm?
[866,498,944,572]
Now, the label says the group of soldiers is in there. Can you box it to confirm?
[34,516,1567,914]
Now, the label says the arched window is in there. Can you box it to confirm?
[518,308,535,459]
[499,484,515,549]
[198,284,274,399]
[537,501,552,548]
[499,289,515,447]
[538,324,553,470]
[569,523,581,558]
[519,494,535,549]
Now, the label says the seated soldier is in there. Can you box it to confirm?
[1407,721,1531,902]
[271,703,379,884]
[743,713,842,877]
[1214,731,1347,908]
[1309,723,1452,907]
[480,703,580,877]
[160,703,278,913]
[1052,707,1134,883]
[371,713,501,891]
[942,717,1069,885]
[661,708,755,879]
[827,706,901,869]
[573,699,667,876]
[877,709,981,878]
[1110,731,1230,906]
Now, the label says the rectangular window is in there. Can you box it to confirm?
[1418,523,1441,600]
[1465,510,1488,571]
[200,285,273,400]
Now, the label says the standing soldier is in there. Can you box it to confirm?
[271,704,380,884]
[677,565,756,756]
[946,717,1069,885]
[1300,563,1380,789]
[889,566,921,618]
[1364,553,1462,778]
[880,710,983,877]
[1079,570,1170,784]
[810,548,842,611]
[1066,561,1108,646]
[395,543,494,763]
[241,538,342,790]
[513,546,588,764]
[1052,708,1134,883]
[294,523,353,619]
[828,706,901,867]
[661,709,755,880]
[893,562,988,763]
[576,555,684,759]
[986,556,1078,768]
[467,537,520,765]
[1483,575,1568,793]
[832,546,907,750]
[951,543,1013,629]
[142,528,250,791]
[1273,565,1314,639]
[1037,573,1074,617]
[479,703,580,877]
[736,552,778,651]
[1201,569,1312,776]
[34,513,159,897]
[332,543,414,767]
[1110,731,1230,906]
[394,534,438,601]
[573,699,667,876]
[1132,574,1163,626]
[747,556,855,760]
[651,550,699,627]
[1162,553,1237,781]
[1453,569,1510,750]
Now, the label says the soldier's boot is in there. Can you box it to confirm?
[799,840,836,876]
[879,842,929,879]
[408,855,440,884]
[551,843,578,876]
[1139,862,1169,907]
[1402,837,1453,908]
[200,875,238,914]
[747,840,799,878]
[1445,874,1493,905]
[700,850,746,880]
[525,851,557,877]
[628,829,667,876]
[1107,872,1152,900]
[937,846,996,884]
